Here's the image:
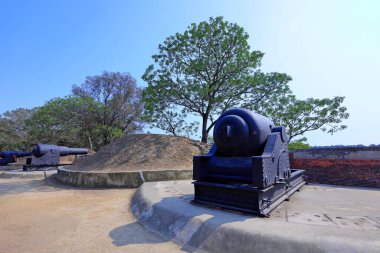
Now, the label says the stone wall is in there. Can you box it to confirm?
[290,147,380,188]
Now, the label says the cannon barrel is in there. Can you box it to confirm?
[0,151,33,158]
[32,144,88,157]
[213,108,274,157]
[0,151,32,165]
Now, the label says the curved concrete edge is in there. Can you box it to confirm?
[131,181,380,253]
[55,167,192,188]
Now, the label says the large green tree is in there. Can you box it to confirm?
[143,16,291,142]
[142,16,348,143]
[0,108,35,150]
[26,96,106,149]
[72,71,144,145]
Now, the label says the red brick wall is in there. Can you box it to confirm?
[289,154,380,188]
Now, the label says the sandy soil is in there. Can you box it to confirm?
[0,176,185,253]
[67,134,210,172]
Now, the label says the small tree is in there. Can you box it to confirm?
[72,71,144,145]
[288,141,311,150]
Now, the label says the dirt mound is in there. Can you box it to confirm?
[67,134,210,172]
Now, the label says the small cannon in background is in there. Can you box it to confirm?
[0,151,32,166]
[193,108,305,216]
[23,144,88,171]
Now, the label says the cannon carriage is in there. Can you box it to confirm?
[193,108,305,216]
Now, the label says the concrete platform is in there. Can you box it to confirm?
[131,180,380,253]
[56,167,192,188]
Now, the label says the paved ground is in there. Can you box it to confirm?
[0,176,185,253]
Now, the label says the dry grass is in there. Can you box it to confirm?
[66,134,210,172]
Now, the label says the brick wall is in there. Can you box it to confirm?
[289,148,380,188]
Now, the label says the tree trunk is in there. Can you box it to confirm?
[201,115,208,143]
[87,135,93,150]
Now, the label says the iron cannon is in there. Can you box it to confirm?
[0,151,32,165]
[193,108,305,216]
[31,144,88,157]
[23,144,88,171]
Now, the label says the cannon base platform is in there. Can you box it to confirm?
[23,164,73,171]
[193,169,305,216]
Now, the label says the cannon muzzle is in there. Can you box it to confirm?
[0,151,33,158]
[0,151,32,165]
[213,108,274,156]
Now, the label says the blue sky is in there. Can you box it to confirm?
[0,0,379,146]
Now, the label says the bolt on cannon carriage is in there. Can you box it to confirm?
[193,108,305,216]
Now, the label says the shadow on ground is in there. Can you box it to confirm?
[109,222,172,247]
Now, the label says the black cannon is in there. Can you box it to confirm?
[193,108,305,216]
[23,144,88,171]
[0,151,32,166]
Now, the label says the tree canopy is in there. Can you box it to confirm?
[26,96,106,149]
[0,71,144,151]
[0,108,35,150]
[252,95,349,142]
[143,16,291,142]
[142,16,348,143]
[72,71,144,146]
